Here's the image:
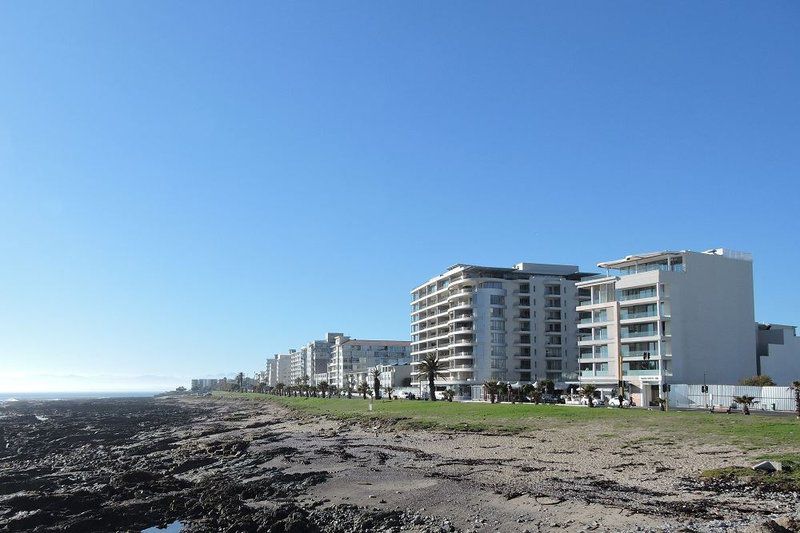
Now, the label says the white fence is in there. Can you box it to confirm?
[670,384,795,412]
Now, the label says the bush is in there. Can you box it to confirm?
[739,375,775,386]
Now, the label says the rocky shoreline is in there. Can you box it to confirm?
[1,397,798,532]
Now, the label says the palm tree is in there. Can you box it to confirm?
[302,375,310,397]
[275,382,285,396]
[318,381,329,399]
[346,378,354,399]
[497,382,509,403]
[790,381,800,420]
[579,384,598,408]
[385,386,395,400]
[329,384,339,398]
[371,368,382,400]
[483,380,499,403]
[733,395,756,415]
[522,383,535,403]
[236,372,245,392]
[357,380,370,400]
[418,353,445,401]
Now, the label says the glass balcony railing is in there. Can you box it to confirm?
[618,289,656,301]
[620,330,657,339]
[620,310,658,320]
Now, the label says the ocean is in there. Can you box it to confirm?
[0,391,162,402]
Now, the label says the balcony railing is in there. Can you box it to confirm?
[618,289,656,301]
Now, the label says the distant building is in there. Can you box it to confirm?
[274,352,292,385]
[376,362,412,390]
[328,335,411,389]
[190,378,221,392]
[301,333,342,385]
[265,358,278,387]
[576,248,757,406]
[757,323,800,385]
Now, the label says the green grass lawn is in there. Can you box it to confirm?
[212,391,800,449]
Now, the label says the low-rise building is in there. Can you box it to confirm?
[757,323,800,385]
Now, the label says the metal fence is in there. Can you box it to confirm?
[670,384,796,412]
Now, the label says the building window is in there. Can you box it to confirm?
[491,332,506,344]
[490,319,505,331]
[482,282,503,289]
[491,308,505,318]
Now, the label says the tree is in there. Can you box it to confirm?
[522,383,536,403]
[318,381,329,399]
[236,372,245,392]
[791,381,800,420]
[418,354,445,401]
[497,382,509,403]
[442,389,455,402]
[740,375,776,387]
[346,378,354,399]
[385,386,395,400]
[579,384,598,408]
[484,380,499,404]
[357,380,370,400]
[329,384,339,398]
[733,395,756,415]
[275,383,285,396]
[540,379,555,394]
[302,375,310,397]
[371,368,382,400]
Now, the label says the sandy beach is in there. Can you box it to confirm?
[1,396,798,532]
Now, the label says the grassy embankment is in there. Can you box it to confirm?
[212,391,800,451]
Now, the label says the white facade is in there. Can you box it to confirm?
[757,323,800,385]
[300,332,341,385]
[265,358,278,387]
[327,335,411,389]
[274,352,292,386]
[576,248,757,407]
[410,262,592,399]
[289,348,306,384]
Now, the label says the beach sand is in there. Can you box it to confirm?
[1,396,797,532]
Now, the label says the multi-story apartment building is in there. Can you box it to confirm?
[265,358,278,387]
[327,335,411,389]
[274,352,293,386]
[289,349,306,384]
[410,262,592,399]
[576,248,757,406]
[300,333,342,385]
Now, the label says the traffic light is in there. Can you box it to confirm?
[662,383,671,393]
[701,385,708,393]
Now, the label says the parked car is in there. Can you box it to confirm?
[607,397,632,407]
[540,394,560,404]
[580,396,605,406]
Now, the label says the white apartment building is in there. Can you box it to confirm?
[289,348,306,384]
[576,248,757,406]
[410,262,592,400]
[301,333,342,385]
[757,323,800,385]
[327,335,411,389]
[274,352,292,386]
[265,358,278,387]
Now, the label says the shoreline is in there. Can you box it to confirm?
[1,396,798,532]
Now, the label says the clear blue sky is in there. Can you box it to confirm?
[1,2,798,391]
